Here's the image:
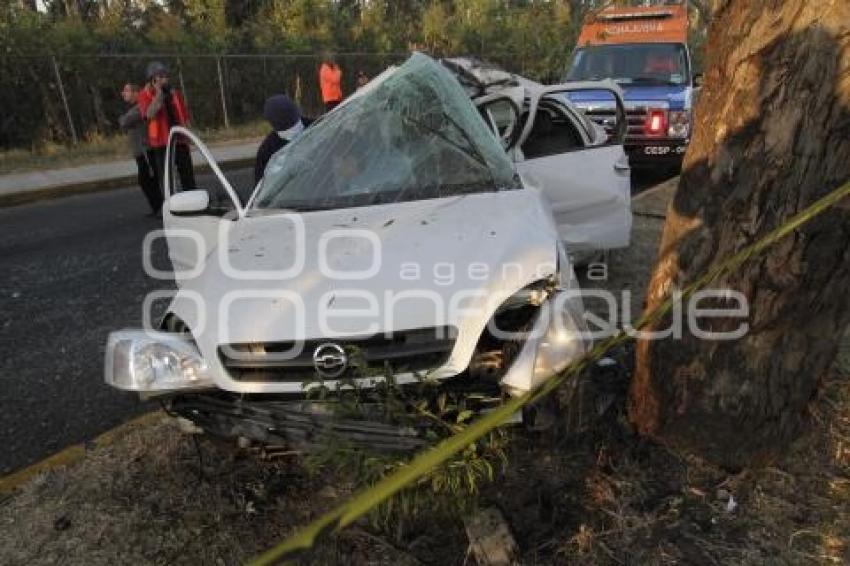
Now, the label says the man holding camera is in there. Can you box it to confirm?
[137,61,196,203]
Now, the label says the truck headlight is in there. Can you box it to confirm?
[667,110,691,138]
[105,330,214,392]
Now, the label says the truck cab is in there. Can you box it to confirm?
[565,1,698,171]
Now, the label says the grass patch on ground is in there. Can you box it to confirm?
[0,120,267,175]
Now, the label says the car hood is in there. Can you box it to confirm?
[169,189,560,389]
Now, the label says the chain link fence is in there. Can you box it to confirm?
[0,53,421,151]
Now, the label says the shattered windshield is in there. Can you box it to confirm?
[252,53,519,212]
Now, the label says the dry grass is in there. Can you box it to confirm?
[3,367,845,565]
[493,354,850,565]
[0,121,267,175]
[0,415,428,565]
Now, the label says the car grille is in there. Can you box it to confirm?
[219,326,457,383]
[581,105,656,141]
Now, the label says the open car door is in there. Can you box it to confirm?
[162,127,244,283]
[474,91,523,150]
[513,81,632,257]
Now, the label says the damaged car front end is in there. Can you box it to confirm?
[105,53,630,450]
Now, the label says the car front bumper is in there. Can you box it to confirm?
[169,392,433,452]
[105,278,591,397]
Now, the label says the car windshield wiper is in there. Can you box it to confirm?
[254,203,326,212]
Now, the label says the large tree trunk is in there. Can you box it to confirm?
[628,0,850,468]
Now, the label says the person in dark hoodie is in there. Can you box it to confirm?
[254,94,312,184]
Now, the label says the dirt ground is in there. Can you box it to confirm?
[2,180,848,564]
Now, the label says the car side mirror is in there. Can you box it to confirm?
[168,189,210,215]
[693,73,704,88]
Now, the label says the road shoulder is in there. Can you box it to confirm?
[0,139,260,208]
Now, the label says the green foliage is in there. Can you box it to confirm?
[299,351,510,538]
[0,1,707,150]
[303,392,510,539]
[0,1,583,76]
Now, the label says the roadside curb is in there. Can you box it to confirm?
[0,411,164,495]
[632,175,679,218]
[0,156,255,209]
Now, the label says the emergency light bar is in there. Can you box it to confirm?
[597,11,675,21]
[577,1,688,46]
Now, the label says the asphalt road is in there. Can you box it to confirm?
[0,167,672,475]
[0,168,255,475]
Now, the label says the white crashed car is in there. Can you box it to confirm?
[105,53,631,448]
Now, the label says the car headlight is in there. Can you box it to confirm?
[500,291,590,396]
[105,330,214,392]
[667,110,691,138]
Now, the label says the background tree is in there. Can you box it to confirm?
[628,0,850,468]
[421,0,451,54]
[0,0,708,149]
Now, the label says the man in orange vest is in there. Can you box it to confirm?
[138,61,195,201]
[319,53,343,112]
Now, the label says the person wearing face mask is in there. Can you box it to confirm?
[254,94,312,184]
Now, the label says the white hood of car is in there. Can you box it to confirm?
[169,189,561,391]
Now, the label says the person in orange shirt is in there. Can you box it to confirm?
[319,53,343,112]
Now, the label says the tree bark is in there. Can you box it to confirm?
[628,0,850,468]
